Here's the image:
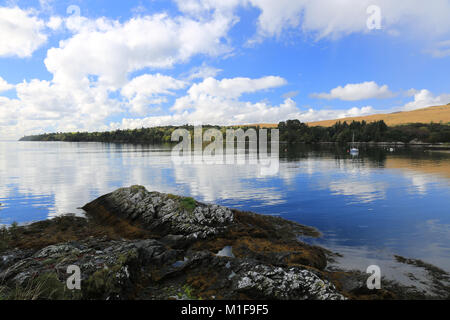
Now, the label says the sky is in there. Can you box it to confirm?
[0,0,450,140]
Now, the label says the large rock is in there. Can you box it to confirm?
[82,186,234,240]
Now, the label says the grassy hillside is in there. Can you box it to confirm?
[246,105,450,128]
[307,104,450,127]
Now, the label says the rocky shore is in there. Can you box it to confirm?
[1,186,449,300]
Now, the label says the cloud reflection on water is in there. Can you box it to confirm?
[0,142,449,278]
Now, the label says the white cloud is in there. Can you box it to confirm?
[250,0,450,40]
[45,13,236,89]
[0,76,13,92]
[342,106,375,117]
[114,97,301,129]
[184,76,286,99]
[178,0,450,48]
[122,74,187,98]
[0,71,379,139]
[39,0,54,11]
[0,96,20,125]
[46,16,63,30]
[312,81,394,101]
[110,75,377,130]
[113,102,377,130]
[0,6,48,58]
[186,64,223,80]
[402,89,450,111]
[427,40,450,58]
[175,0,243,18]
[298,106,375,122]
[282,91,299,99]
[171,76,287,113]
[247,0,305,38]
[0,77,122,139]
[248,0,376,40]
[108,75,295,127]
[121,74,187,115]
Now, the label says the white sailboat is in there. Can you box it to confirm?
[350,133,359,154]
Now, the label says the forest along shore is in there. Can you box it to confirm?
[1,186,449,300]
[19,120,450,146]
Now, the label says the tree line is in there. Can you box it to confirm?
[19,120,450,144]
[278,120,450,144]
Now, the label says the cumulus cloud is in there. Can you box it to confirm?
[45,13,236,89]
[171,76,287,113]
[110,75,376,130]
[183,76,285,99]
[427,40,450,58]
[46,16,63,30]
[312,81,394,101]
[175,0,243,18]
[121,74,188,115]
[282,91,299,99]
[177,0,450,45]
[0,6,48,57]
[402,89,450,111]
[247,0,371,39]
[186,64,223,80]
[253,0,450,40]
[113,97,301,129]
[298,106,375,123]
[105,75,294,127]
[0,77,122,139]
[0,96,20,126]
[112,102,376,130]
[0,76,13,93]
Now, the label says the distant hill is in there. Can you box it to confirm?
[246,104,450,128]
[307,104,450,127]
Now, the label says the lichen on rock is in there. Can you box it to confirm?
[236,264,345,300]
[82,185,234,240]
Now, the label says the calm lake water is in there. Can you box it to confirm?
[1,141,449,282]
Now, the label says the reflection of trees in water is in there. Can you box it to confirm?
[280,143,388,166]
[393,147,450,161]
[280,143,450,180]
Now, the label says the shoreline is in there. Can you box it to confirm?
[1,186,449,300]
[15,139,450,150]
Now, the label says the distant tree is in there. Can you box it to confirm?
[19,121,450,144]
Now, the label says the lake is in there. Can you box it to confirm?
[1,141,449,284]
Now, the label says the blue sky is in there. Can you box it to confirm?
[0,0,449,139]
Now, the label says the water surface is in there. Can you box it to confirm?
[0,141,449,282]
